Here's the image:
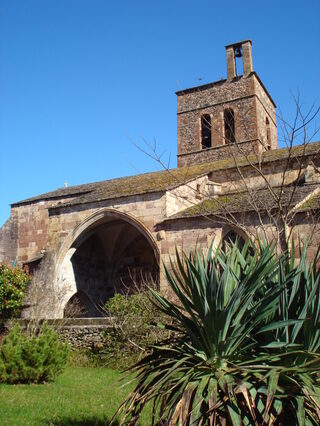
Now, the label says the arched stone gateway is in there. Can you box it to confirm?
[56,209,159,318]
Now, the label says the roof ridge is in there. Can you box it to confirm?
[11,140,320,207]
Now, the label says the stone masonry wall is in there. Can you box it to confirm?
[16,202,50,262]
[57,324,110,350]
[177,73,277,167]
[177,76,257,158]
[1,318,112,351]
[253,76,278,149]
[177,76,253,115]
[291,215,320,264]
[0,209,18,263]
[178,140,261,168]
[212,160,305,195]
[8,192,166,266]
[48,191,166,253]
[157,216,222,269]
[166,175,209,216]
[203,152,317,194]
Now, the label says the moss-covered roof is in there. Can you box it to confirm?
[12,165,216,207]
[12,141,320,208]
[167,183,320,220]
[296,190,320,212]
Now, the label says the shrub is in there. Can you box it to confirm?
[102,291,170,369]
[116,242,320,425]
[0,323,69,384]
[0,263,30,318]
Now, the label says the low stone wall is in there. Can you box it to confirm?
[1,318,113,351]
[56,319,113,350]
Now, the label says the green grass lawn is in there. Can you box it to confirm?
[0,366,151,425]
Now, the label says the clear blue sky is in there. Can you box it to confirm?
[1,0,319,226]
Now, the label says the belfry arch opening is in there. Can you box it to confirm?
[62,212,159,317]
[224,109,235,144]
[266,117,271,149]
[201,114,212,149]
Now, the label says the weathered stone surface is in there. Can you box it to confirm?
[1,318,112,350]
[0,210,18,263]
[176,73,277,167]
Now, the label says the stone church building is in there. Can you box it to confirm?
[1,40,319,318]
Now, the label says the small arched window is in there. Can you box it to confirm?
[222,230,245,253]
[221,230,255,258]
[201,114,212,149]
[266,117,271,149]
[64,291,90,318]
[224,109,235,144]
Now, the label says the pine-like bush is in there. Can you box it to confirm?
[0,323,69,384]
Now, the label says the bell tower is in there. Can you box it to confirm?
[226,40,253,79]
[176,40,278,168]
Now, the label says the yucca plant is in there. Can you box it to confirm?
[115,241,320,425]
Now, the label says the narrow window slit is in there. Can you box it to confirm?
[266,117,271,149]
[224,109,235,144]
[201,114,212,149]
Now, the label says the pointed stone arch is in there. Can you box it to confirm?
[221,225,250,252]
[55,209,160,318]
[64,291,93,318]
